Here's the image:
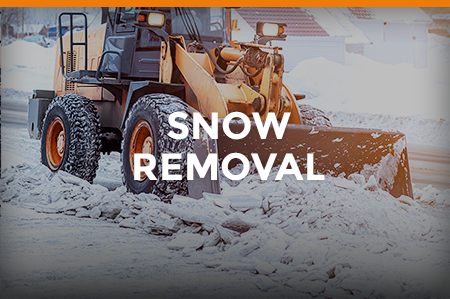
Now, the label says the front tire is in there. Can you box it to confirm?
[121,94,193,202]
[41,94,101,183]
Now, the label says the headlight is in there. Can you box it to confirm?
[148,13,165,26]
[256,21,287,38]
[262,23,279,37]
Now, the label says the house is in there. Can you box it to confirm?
[421,7,450,37]
[12,24,47,38]
[338,7,432,68]
[232,7,369,72]
[38,25,48,37]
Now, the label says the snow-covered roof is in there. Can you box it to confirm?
[340,7,432,24]
[231,9,257,42]
[232,7,370,44]
[235,7,328,37]
[431,14,450,22]
[306,8,371,44]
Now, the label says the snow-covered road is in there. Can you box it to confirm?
[1,204,291,299]
[2,120,450,298]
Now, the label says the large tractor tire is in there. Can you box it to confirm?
[121,94,193,202]
[41,94,101,183]
[298,104,332,127]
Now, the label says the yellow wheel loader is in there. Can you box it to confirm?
[27,7,413,201]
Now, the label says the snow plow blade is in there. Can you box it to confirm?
[217,122,413,198]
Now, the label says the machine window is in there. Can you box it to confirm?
[137,28,161,50]
[119,7,136,23]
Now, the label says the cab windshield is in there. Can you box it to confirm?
[170,7,225,42]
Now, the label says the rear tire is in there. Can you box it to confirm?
[41,94,101,183]
[121,94,193,202]
[298,104,332,127]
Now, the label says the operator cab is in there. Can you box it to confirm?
[101,7,229,80]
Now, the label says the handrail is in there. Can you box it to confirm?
[58,12,88,83]
[95,50,122,82]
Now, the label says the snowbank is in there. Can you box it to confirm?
[2,163,449,297]
[1,118,448,296]
[1,88,33,108]
[285,34,450,121]
[1,40,56,92]
[326,110,450,147]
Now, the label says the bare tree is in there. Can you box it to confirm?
[1,7,100,41]
[31,8,59,37]
[1,8,21,39]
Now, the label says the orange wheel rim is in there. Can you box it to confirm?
[130,120,154,181]
[46,117,66,171]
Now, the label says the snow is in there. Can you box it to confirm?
[1,150,449,297]
[327,110,450,147]
[367,7,432,23]
[284,34,450,121]
[1,40,56,93]
[305,8,371,44]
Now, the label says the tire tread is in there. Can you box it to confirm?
[41,94,101,183]
[121,94,193,201]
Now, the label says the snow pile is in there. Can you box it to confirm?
[284,36,450,121]
[414,184,450,205]
[1,40,56,92]
[2,163,449,297]
[428,34,450,69]
[1,88,33,108]
[326,111,450,147]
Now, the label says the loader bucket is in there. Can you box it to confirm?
[217,122,413,198]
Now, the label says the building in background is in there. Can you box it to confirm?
[232,7,369,71]
[232,7,432,70]
[339,7,431,68]
[422,7,450,38]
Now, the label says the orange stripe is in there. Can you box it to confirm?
[9,1,450,7]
